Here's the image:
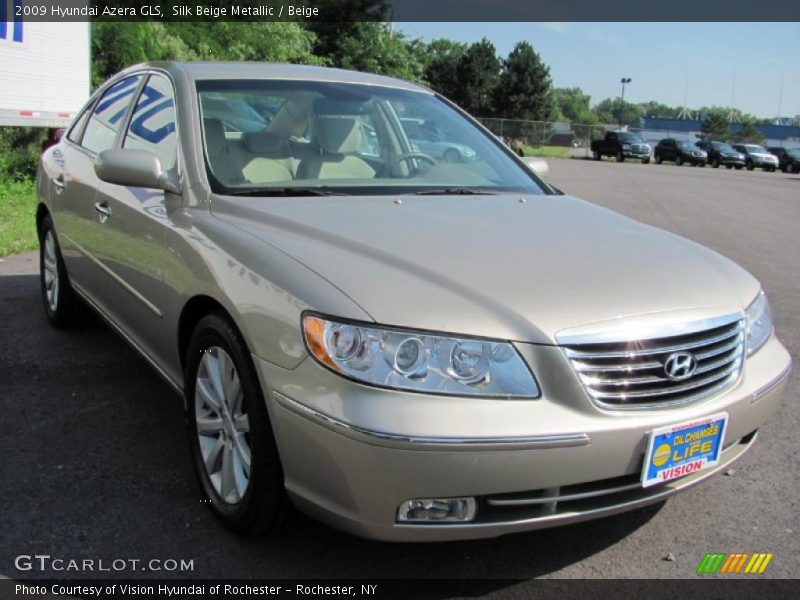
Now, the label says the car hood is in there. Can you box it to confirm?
[215,193,760,344]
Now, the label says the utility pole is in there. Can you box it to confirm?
[619,77,631,129]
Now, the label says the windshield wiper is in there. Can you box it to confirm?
[411,187,499,196]
[227,187,347,197]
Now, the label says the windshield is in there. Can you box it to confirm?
[744,145,768,154]
[678,141,696,150]
[196,80,546,196]
[712,142,736,152]
[617,133,644,143]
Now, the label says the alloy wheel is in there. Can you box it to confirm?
[195,346,251,505]
[43,230,59,312]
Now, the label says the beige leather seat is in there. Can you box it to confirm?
[239,132,295,183]
[297,116,375,180]
[204,118,242,186]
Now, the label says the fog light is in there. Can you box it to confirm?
[397,497,477,523]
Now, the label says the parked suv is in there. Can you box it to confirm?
[767,147,800,173]
[695,140,745,169]
[590,131,651,163]
[654,138,707,166]
[732,144,779,172]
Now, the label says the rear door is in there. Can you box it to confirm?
[88,73,180,365]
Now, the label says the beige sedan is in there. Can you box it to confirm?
[36,62,792,541]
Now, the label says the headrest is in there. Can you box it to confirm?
[242,131,286,155]
[314,116,362,154]
[203,118,225,157]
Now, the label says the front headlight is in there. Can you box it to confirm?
[745,291,773,356]
[302,314,539,398]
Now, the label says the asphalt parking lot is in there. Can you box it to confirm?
[1,158,798,582]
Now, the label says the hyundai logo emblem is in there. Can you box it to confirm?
[663,352,697,381]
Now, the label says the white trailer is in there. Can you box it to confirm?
[0,20,90,127]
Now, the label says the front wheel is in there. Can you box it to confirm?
[711,158,720,168]
[593,150,601,161]
[676,155,684,166]
[746,161,754,171]
[39,214,85,328]
[654,154,663,164]
[186,313,293,535]
[641,158,650,164]
[616,151,624,163]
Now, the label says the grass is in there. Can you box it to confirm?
[0,178,38,257]
[520,145,572,159]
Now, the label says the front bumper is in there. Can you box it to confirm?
[255,336,791,541]
[623,149,650,158]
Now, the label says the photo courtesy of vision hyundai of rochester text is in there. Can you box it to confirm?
[36,62,792,541]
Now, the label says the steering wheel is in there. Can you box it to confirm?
[390,152,438,171]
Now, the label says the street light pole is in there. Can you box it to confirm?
[619,77,632,129]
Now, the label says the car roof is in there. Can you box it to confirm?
[116,61,431,94]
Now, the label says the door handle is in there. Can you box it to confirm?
[94,202,112,222]
[53,175,67,193]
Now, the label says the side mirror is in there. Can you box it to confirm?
[522,156,550,178]
[95,149,180,194]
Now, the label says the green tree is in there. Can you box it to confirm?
[454,39,501,116]
[335,22,426,82]
[592,97,644,127]
[92,22,320,87]
[732,118,764,144]
[553,87,597,124]
[700,109,731,139]
[494,42,554,123]
[306,0,389,66]
[638,100,680,119]
[423,39,468,100]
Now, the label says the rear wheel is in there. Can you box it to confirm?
[746,160,754,171]
[654,154,662,164]
[593,150,601,161]
[676,155,684,166]
[186,313,293,535]
[39,214,86,328]
[711,158,720,168]
[641,158,650,164]
[615,151,624,162]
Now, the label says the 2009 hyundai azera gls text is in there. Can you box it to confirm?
[36,62,792,541]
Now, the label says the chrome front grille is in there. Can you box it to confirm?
[563,318,744,408]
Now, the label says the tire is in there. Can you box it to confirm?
[593,150,601,161]
[781,163,789,173]
[654,154,662,164]
[185,313,293,535]
[793,164,800,174]
[676,155,684,166]
[616,151,624,163]
[39,213,86,329]
[767,166,775,173]
[443,148,461,163]
[698,162,706,168]
[734,165,742,170]
[641,158,650,164]
[711,158,720,168]
[746,161,754,171]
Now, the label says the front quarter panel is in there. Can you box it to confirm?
[159,200,372,380]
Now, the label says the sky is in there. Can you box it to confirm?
[396,22,800,119]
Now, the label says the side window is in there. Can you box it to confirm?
[66,104,92,144]
[80,75,143,154]
[123,74,177,168]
